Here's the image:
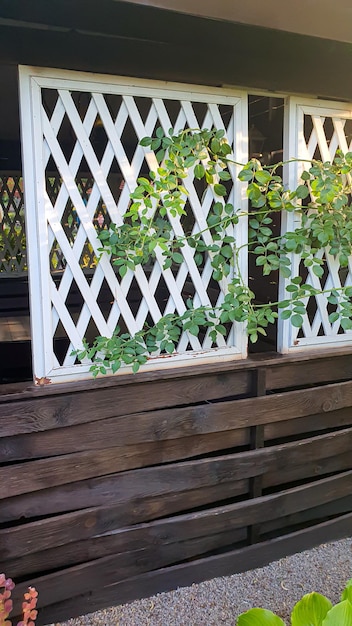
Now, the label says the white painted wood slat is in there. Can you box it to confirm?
[279,97,352,353]
[19,66,248,382]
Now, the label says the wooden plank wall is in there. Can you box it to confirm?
[1,350,352,625]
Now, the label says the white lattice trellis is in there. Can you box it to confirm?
[278,97,352,352]
[19,66,248,383]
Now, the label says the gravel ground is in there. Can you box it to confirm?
[59,537,352,626]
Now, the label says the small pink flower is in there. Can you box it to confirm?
[4,579,15,591]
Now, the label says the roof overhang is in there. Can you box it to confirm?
[116,0,352,44]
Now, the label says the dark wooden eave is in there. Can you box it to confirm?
[0,0,351,101]
[117,0,352,45]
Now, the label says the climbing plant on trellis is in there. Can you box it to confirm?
[19,67,248,382]
[278,98,352,352]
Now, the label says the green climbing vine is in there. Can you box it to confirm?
[74,127,352,376]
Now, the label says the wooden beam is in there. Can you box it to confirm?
[116,0,352,44]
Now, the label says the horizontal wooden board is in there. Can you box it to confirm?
[34,511,352,626]
[260,494,352,537]
[264,407,352,442]
[9,470,352,609]
[1,478,249,558]
[266,354,352,390]
[2,349,352,626]
[264,450,352,488]
[0,416,249,463]
[2,425,352,501]
[3,375,352,443]
[2,342,352,403]
[11,526,247,608]
[0,369,252,437]
[2,520,247,579]
[2,463,351,561]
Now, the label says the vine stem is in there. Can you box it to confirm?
[79,129,352,375]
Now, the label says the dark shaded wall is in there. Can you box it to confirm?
[0,0,351,100]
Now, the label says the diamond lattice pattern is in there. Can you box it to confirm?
[0,176,26,274]
[24,73,248,379]
[281,101,352,350]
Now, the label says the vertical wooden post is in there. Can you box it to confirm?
[248,367,266,544]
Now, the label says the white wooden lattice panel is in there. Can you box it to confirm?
[19,66,248,383]
[278,97,352,353]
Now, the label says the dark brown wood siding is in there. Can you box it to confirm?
[1,350,352,624]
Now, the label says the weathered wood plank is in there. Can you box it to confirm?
[1,479,249,558]
[3,518,247,578]
[9,470,352,608]
[10,526,247,606]
[264,406,352,442]
[2,463,351,561]
[2,470,248,525]
[260,494,352,537]
[2,425,352,501]
[264,450,352,488]
[2,375,352,441]
[2,345,352,404]
[34,511,352,626]
[266,354,352,390]
[0,369,252,436]
[0,416,249,463]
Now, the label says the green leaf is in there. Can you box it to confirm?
[214,183,227,197]
[291,313,304,327]
[163,257,172,270]
[278,300,291,309]
[260,227,272,237]
[237,608,285,626]
[221,244,233,259]
[156,127,164,139]
[211,138,221,153]
[215,129,225,139]
[218,170,232,181]
[280,265,291,278]
[221,142,232,155]
[322,600,352,626]
[238,168,254,182]
[111,360,121,374]
[341,317,352,331]
[252,194,267,208]
[151,138,161,151]
[255,170,271,185]
[140,136,152,147]
[194,164,205,180]
[165,341,175,354]
[291,592,332,626]
[119,265,128,278]
[328,312,339,323]
[341,580,352,603]
[281,309,292,320]
[172,252,184,264]
[296,184,310,199]
[312,264,324,278]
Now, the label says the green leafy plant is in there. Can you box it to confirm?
[0,573,38,626]
[237,578,352,626]
[73,126,352,376]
